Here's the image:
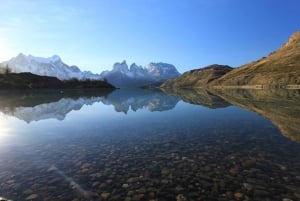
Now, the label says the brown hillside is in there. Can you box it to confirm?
[211,31,300,87]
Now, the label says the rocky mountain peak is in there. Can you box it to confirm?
[14,53,27,63]
[282,30,300,48]
[17,52,26,58]
[146,62,180,77]
[262,31,300,60]
[101,61,181,87]
[112,60,129,73]
[49,55,61,62]
[129,63,143,72]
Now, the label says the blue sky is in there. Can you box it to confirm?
[0,0,299,73]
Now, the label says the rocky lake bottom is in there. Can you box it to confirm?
[0,89,299,201]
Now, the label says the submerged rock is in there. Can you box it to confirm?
[25,194,38,200]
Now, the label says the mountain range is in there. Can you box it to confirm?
[0,89,179,122]
[0,54,180,88]
[1,30,299,89]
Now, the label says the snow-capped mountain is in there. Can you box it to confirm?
[0,53,102,80]
[101,60,181,87]
[146,62,181,79]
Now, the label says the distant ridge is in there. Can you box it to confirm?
[0,55,181,88]
[161,64,233,88]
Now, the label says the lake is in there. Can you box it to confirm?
[0,89,299,201]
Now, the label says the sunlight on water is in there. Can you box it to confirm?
[0,116,12,144]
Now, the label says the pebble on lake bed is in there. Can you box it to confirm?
[234,192,243,200]
[176,194,187,201]
[47,165,58,172]
[25,194,38,200]
[0,197,13,201]
[1,111,300,201]
[101,192,110,200]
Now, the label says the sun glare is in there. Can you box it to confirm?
[0,37,14,62]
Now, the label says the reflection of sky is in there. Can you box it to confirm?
[0,102,124,147]
[0,119,10,138]
[0,100,277,149]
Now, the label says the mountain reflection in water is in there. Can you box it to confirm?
[0,90,112,123]
[0,88,299,201]
[212,89,300,143]
[100,89,180,113]
[161,88,230,109]
[0,89,180,123]
[163,88,300,143]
